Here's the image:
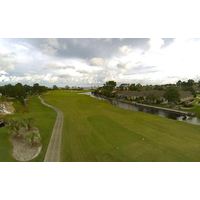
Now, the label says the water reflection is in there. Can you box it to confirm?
[83,92,200,126]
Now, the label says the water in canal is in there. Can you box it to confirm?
[83,92,200,126]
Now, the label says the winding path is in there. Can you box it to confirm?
[38,96,64,162]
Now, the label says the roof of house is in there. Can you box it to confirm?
[179,91,193,99]
[117,90,165,97]
[119,83,130,87]
[117,90,194,99]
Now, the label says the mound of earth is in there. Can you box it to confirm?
[10,127,42,161]
[11,137,42,161]
[0,102,15,115]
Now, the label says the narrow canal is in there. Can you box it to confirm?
[83,92,200,126]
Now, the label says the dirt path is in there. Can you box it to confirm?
[39,96,64,162]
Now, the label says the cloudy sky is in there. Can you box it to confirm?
[0,38,200,87]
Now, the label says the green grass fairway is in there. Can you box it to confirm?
[0,127,15,161]
[0,96,56,162]
[43,90,200,162]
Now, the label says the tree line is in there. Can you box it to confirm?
[52,85,84,90]
[121,79,199,93]
[93,79,200,104]
[0,83,49,104]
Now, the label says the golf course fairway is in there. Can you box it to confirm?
[42,90,200,162]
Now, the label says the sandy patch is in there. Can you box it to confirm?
[11,137,42,162]
[0,102,15,115]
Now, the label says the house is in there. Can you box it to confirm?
[179,91,194,102]
[117,90,165,103]
[116,90,194,104]
[118,83,130,91]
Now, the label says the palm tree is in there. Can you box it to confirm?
[8,119,22,138]
[25,118,34,131]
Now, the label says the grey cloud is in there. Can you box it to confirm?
[57,74,72,79]
[89,57,105,66]
[40,39,60,55]
[9,38,150,59]
[76,70,88,74]
[1,38,187,87]
[0,53,17,71]
[117,63,128,69]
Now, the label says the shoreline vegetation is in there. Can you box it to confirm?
[93,79,200,118]
[90,92,195,116]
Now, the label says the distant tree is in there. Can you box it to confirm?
[187,79,195,87]
[4,84,14,97]
[33,83,40,94]
[53,85,58,90]
[0,83,48,105]
[144,85,153,91]
[24,84,32,95]
[100,81,116,97]
[14,83,26,104]
[154,85,164,90]
[104,81,116,89]
[164,87,180,103]
[135,83,142,91]
[129,84,137,91]
[176,80,182,87]
[65,85,70,90]
[129,83,142,91]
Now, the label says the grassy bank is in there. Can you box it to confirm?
[181,95,200,118]
[0,96,56,161]
[43,90,200,162]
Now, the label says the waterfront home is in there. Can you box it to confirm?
[118,83,130,90]
[116,90,194,103]
[117,90,165,103]
[179,91,194,102]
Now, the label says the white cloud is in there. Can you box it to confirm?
[89,57,105,66]
[107,38,200,84]
[0,38,200,86]
[148,38,164,51]
[0,53,16,71]
[119,45,132,55]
